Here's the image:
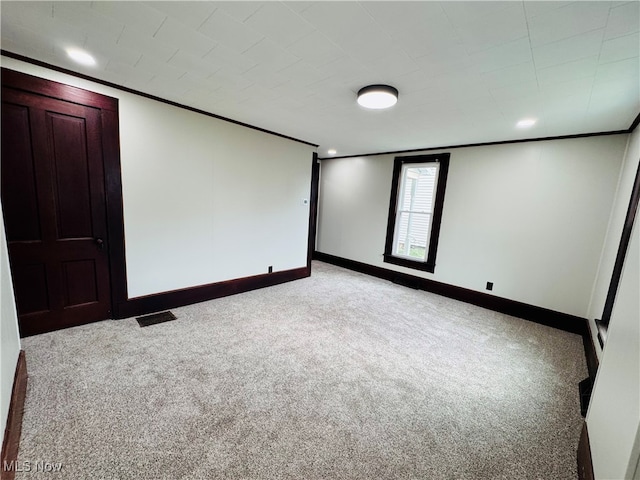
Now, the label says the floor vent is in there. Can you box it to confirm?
[136,311,177,328]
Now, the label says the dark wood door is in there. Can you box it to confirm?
[1,86,111,336]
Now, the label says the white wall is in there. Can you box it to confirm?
[317,136,628,318]
[1,56,315,299]
[587,213,640,479]
[587,127,640,359]
[120,96,313,297]
[0,203,21,442]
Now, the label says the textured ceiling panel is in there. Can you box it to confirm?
[1,1,638,157]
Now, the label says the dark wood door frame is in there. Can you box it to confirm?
[596,157,640,347]
[307,152,320,269]
[1,68,128,327]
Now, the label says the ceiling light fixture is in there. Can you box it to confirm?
[327,149,337,155]
[357,85,398,110]
[66,48,96,66]
[516,118,537,128]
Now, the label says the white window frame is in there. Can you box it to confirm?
[391,162,440,261]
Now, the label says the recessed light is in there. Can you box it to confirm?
[357,85,398,110]
[516,118,537,128]
[327,149,337,155]
[66,48,96,66]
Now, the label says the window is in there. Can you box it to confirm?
[384,153,450,273]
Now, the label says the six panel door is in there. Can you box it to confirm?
[1,86,112,336]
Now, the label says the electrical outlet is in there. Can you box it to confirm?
[486,282,493,291]
[268,266,273,273]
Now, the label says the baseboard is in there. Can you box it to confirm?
[1,351,27,480]
[116,266,310,319]
[313,251,588,335]
[578,377,593,417]
[577,422,595,480]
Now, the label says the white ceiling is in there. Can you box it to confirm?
[1,1,639,157]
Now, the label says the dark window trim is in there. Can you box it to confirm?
[384,153,450,273]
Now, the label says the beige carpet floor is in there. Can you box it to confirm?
[14,261,586,479]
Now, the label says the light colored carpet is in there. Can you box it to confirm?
[15,261,586,479]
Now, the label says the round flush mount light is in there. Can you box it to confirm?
[66,48,96,66]
[327,149,337,155]
[516,118,537,128]
[357,84,398,109]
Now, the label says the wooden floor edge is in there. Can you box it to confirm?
[577,421,595,480]
[1,350,27,480]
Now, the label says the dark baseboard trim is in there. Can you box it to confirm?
[578,377,593,417]
[577,422,595,480]
[583,323,600,381]
[313,251,588,335]
[1,351,27,480]
[116,266,309,319]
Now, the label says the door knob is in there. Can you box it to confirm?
[95,238,104,249]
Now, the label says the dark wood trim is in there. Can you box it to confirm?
[629,112,640,133]
[116,266,309,319]
[319,131,630,160]
[313,251,588,335]
[382,253,439,272]
[2,68,128,331]
[577,422,595,480]
[583,325,599,381]
[384,157,404,264]
[4,50,631,158]
[1,351,27,480]
[425,155,448,269]
[383,154,450,274]
[595,319,609,349]
[1,50,318,148]
[307,153,320,270]
[601,158,640,326]
[101,107,128,318]
[2,67,315,327]
[1,67,117,111]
